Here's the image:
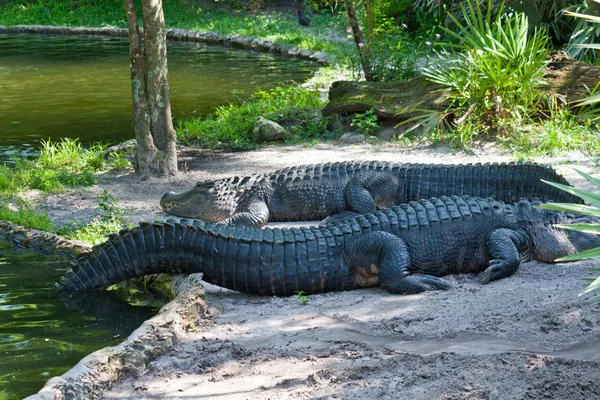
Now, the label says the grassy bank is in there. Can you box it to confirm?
[0,138,132,243]
[0,0,352,59]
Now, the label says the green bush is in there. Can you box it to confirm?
[423,0,549,124]
[351,109,380,135]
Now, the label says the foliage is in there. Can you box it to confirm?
[499,108,600,159]
[565,0,600,62]
[423,0,549,125]
[0,201,55,231]
[351,109,380,135]
[414,0,580,45]
[107,151,133,171]
[348,25,434,82]
[296,290,310,305]
[0,139,132,196]
[565,0,600,121]
[537,165,600,303]
[178,85,324,148]
[57,189,130,245]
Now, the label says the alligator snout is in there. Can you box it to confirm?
[160,192,176,211]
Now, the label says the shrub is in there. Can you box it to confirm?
[351,109,380,135]
[423,0,549,126]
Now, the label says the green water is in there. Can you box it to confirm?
[0,33,317,160]
[0,241,159,399]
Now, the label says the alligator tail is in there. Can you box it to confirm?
[58,222,205,291]
[403,162,581,204]
[57,221,355,295]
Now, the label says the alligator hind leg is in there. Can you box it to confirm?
[344,231,452,294]
[478,228,529,284]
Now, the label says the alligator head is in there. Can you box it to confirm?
[520,200,600,263]
[160,180,237,222]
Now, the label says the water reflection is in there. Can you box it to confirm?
[0,241,160,399]
[0,34,316,160]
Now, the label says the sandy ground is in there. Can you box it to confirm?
[42,142,600,399]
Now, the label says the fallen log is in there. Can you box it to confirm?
[323,57,600,121]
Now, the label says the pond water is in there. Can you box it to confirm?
[0,241,160,399]
[0,33,317,160]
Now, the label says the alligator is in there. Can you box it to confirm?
[160,161,581,227]
[59,196,599,295]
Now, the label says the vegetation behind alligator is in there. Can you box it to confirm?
[59,196,599,295]
[160,161,582,226]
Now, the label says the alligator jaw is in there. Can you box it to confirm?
[160,186,230,221]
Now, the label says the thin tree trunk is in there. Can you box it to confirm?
[345,0,374,81]
[124,0,159,178]
[141,0,177,176]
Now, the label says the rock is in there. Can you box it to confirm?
[104,139,136,157]
[253,117,291,143]
[338,132,366,144]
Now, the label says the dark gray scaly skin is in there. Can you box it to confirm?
[160,161,582,227]
[59,196,600,295]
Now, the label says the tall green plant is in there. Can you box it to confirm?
[538,166,600,302]
[565,0,600,61]
[565,0,600,122]
[423,0,549,124]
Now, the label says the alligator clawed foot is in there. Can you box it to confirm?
[478,259,515,284]
[385,273,452,294]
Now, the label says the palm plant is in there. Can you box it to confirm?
[422,0,549,126]
[564,0,600,121]
[565,0,600,61]
[538,165,600,302]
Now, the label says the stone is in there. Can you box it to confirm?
[338,132,366,144]
[104,139,136,157]
[253,117,291,143]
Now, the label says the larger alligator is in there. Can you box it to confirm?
[160,161,582,227]
[59,196,598,295]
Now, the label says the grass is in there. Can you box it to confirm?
[0,139,132,243]
[0,138,131,196]
[0,201,55,231]
[0,0,352,60]
[177,85,328,148]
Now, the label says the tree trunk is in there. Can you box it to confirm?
[123,0,178,178]
[345,0,374,81]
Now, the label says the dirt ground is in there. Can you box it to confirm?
[43,142,600,399]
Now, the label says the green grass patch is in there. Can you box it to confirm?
[0,139,132,241]
[501,112,600,160]
[0,138,131,197]
[0,201,55,231]
[178,85,327,148]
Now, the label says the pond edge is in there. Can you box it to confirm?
[0,25,332,65]
[0,220,209,400]
[26,273,209,400]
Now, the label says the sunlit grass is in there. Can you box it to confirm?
[178,85,326,148]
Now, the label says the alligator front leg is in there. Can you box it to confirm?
[344,231,452,294]
[478,228,530,284]
[221,201,270,227]
[345,172,399,214]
